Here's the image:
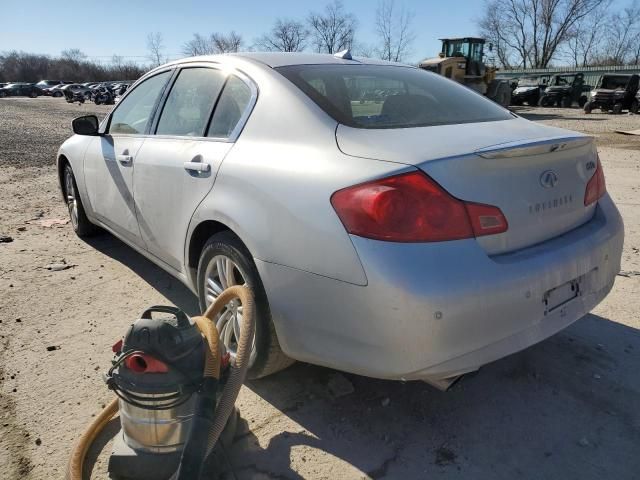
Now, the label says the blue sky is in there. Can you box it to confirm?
[0,0,488,64]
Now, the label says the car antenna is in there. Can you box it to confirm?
[334,49,353,60]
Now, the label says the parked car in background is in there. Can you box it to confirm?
[0,82,42,98]
[61,83,92,100]
[45,84,70,97]
[35,80,62,89]
[584,74,639,114]
[57,53,623,389]
[510,75,549,106]
[539,73,590,108]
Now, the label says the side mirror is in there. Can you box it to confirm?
[72,115,100,136]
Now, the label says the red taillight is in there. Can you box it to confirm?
[330,171,507,242]
[584,158,606,206]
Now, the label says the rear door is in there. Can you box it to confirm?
[132,66,256,271]
[84,70,172,247]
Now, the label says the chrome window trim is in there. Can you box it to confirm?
[102,67,176,136]
[112,61,258,144]
[103,61,258,143]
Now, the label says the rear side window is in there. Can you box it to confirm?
[109,71,171,135]
[207,75,252,139]
[156,68,226,137]
[277,64,512,129]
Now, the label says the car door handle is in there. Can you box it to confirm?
[183,162,211,173]
[116,154,133,165]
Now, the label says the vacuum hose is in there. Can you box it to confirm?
[65,285,255,480]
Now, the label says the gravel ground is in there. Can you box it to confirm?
[1,98,640,480]
[0,98,110,168]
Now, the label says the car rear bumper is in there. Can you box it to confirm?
[257,194,623,386]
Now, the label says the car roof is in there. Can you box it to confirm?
[168,52,408,69]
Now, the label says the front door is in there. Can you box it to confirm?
[133,67,255,271]
[84,70,172,248]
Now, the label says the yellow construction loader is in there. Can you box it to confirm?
[419,37,511,107]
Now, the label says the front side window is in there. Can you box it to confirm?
[277,64,512,129]
[109,71,171,135]
[207,75,252,138]
[156,68,226,137]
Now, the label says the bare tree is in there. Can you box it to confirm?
[255,19,308,52]
[602,2,640,64]
[374,0,416,62]
[479,0,607,68]
[211,31,243,53]
[308,0,357,54]
[562,1,611,67]
[182,33,215,56]
[61,49,87,63]
[147,32,165,67]
[478,1,515,68]
[182,31,243,56]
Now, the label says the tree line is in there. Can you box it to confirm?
[0,49,146,83]
[480,0,640,69]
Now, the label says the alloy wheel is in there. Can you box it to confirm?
[203,255,256,364]
[64,169,79,229]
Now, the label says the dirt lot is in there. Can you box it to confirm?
[1,98,639,479]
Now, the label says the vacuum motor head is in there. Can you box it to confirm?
[108,306,205,401]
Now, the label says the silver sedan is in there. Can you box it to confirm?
[56,52,624,389]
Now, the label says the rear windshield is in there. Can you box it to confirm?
[277,64,512,129]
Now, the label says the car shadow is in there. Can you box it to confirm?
[216,313,640,480]
[510,107,610,122]
[82,233,200,315]
[77,234,640,479]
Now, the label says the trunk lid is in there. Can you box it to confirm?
[336,118,598,255]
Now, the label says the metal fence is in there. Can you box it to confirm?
[497,65,640,88]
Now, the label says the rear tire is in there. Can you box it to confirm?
[63,164,99,237]
[578,96,587,108]
[631,100,639,114]
[29,91,37,98]
[613,103,623,114]
[53,91,62,98]
[197,231,294,379]
[584,102,593,114]
[539,95,553,107]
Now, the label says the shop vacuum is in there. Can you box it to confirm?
[65,285,254,480]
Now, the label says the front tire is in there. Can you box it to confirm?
[63,164,99,237]
[197,231,293,379]
[631,100,639,114]
[613,103,623,114]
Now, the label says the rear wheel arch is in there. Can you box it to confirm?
[187,220,236,273]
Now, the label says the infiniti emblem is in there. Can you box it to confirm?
[540,170,559,188]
